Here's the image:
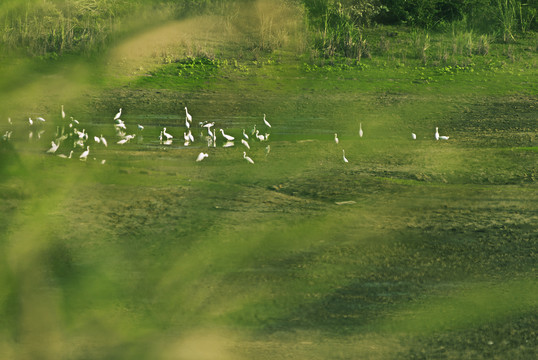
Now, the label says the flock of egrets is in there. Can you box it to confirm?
[2,105,450,165]
[2,105,276,165]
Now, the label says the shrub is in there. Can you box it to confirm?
[375,0,467,28]
[375,0,536,37]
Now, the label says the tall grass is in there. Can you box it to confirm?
[464,0,536,42]
[377,0,536,36]
[238,0,309,54]
[1,0,128,56]
[411,29,430,63]
[477,34,490,55]
[495,0,537,41]
[0,0,225,57]
[1,0,535,60]
[303,0,383,60]
[497,0,518,42]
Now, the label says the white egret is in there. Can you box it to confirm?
[187,130,194,142]
[185,107,192,122]
[47,141,59,153]
[263,114,271,128]
[57,150,73,159]
[76,129,87,139]
[242,129,249,140]
[138,124,144,130]
[334,133,339,144]
[100,135,108,147]
[342,149,349,163]
[220,129,234,141]
[163,127,173,140]
[61,105,65,119]
[196,152,208,162]
[255,130,266,141]
[101,159,106,165]
[359,123,363,138]
[243,151,254,164]
[57,130,68,142]
[28,118,33,125]
[37,129,45,139]
[115,120,126,130]
[205,124,215,137]
[251,124,257,135]
[241,138,250,149]
[435,128,449,140]
[223,141,235,148]
[94,136,101,143]
[37,117,46,122]
[114,108,122,120]
[79,146,90,161]
[265,145,271,156]
[185,118,190,129]
[412,133,417,140]
[117,138,129,145]
[8,117,12,125]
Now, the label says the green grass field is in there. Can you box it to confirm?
[1,4,537,359]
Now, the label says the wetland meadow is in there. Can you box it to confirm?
[0,1,537,359]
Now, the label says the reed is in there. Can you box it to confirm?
[465,30,474,56]
[304,0,380,60]
[411,29,430,64]
[496,0,518,42]
[477,34,490,55]
[494,0,537,42]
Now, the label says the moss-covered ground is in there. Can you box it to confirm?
[0,12,536,359]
